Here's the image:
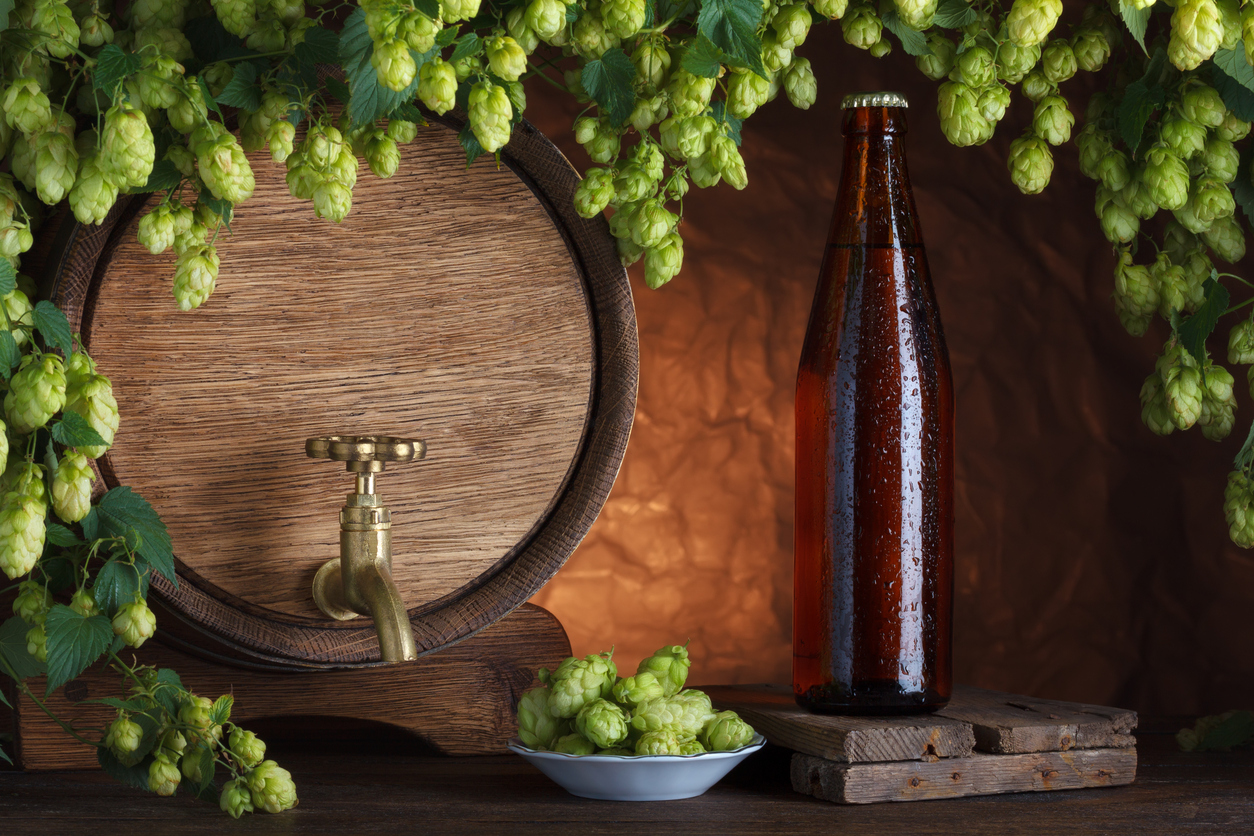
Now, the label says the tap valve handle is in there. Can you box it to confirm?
[306,435,427,474]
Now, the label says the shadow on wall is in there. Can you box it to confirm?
[526,26,1254,717]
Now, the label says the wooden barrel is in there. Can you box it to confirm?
[41,116,637,670]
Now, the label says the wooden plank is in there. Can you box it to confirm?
[791,747,1138,804]
[705,684,976,763]
[15,603,569,770]
[939,685,1138,753]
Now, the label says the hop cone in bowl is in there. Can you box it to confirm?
[636,644,690,696]
[701,711,756,752]
[542,650,617,719]
[517,687,570,750]
[575,699,629,749]
[629,691,716,737]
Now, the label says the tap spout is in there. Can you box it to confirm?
[337,493,419,663]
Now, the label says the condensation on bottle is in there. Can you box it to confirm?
[793,91,955,715]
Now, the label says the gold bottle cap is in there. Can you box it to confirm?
[841,91,909,109]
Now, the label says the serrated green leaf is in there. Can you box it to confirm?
[1212,49,1254,122]
[1116,79,1165,156]
[197,193,234,232]
[209,694,233,724]
[1118,0,1150,54]
[1177,275,1231,367]
[92,558,145,616]
[294,25,339,64]
[581,48,636,127]
[680,35,726,78]
[450,32,483,62]
[45,523,83,547]
[138,159,183,193]
[696,0,765,77]
[0,332,20,381]
[340,9,424,128]
[43,605,113,694]
[97,747,153,790]
[413,0,439,19]
[97,487,176,589]
[458,120,486,166]
[657,0,695,20]
[389,102,425,122]
[0,0,13,30]
[87,696,150,711]
[149,667,186,717]
[932,0,976,27]
[194,744,217,795]
[80,506,99,541]
[710,100,743,145]
[51,410,108,450]
[436,25,459,48]
[214,60,261,110]
[93,45,143,96]
[880,10,930,56]
[39,554,78,594]
[32,300,72,355]
[0,615,46,680]
[0,259,14,297]
[565,2,581,22]
[197,76,223,119]
[325,76,352,105]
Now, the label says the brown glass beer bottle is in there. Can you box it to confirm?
[793,91,955,715]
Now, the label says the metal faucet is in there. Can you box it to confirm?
[306,435,425,663]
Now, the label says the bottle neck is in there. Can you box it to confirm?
[831,106,920,247]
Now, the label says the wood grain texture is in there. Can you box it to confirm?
[938,685,1138,753]
[790,747,1138,804]
[14,603,570,770]
[45,116,638,667]
[706,683,976,763]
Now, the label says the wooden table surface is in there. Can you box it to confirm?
[2,721,1250,834]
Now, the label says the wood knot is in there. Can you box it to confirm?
[951,772,961,782]
[909,777,922,788]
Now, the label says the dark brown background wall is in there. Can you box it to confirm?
[528,27,1254,717]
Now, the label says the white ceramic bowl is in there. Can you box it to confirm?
[508,734,767,801]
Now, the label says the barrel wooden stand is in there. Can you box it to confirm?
[12,111,636,768]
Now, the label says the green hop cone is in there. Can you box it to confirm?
[365,132,401,179]
[3,78,54,137]
[1203,138,1240,183]
[181,744,211,784]
[1191,176,1235,224]
[1142,148,1189,211]
[148,757,181,796]
[195,132,256,204]
[635,728,683,755]
[6,355,66,435]
[784,59,818,110]
[978,86,1011,124]
[52,450,94,523]
[523,0,564,38]
[644,231,684,289]
[440,0,482,23]
[997,40,1041,84]
[1032,95,1073,146]
[1096,186,1138,244]
[1161,351,1204,431]
[701,710,756,751]
[33,131,78,206]
[12,579,48,625]
[69,152,120,226]
[104,715,143,760]
[552,732,597,754]
[630,199,677,249]
[1170,0,1223,70]
[113,599,157,648]
[418,58,458,116]
[70,589,98,617]
[1181,83,1226,128]
[893,0,936,28]
[612,671,666,707]
[1113,250,1158,337]
[677,739,706,755]
[575,698,629,748]
[953,46,994,88]
[79,13,114,48]
[137,55,184,111]
[180,694,223,745]
[1151,252,1187,317]
[468,82,513,154]
[230,727,267,768]
[667,70,717,119]
[1224,470,1254,548]
[633,41,671,94]
[31,1,81,59]
[246,760,298,813]
[1007,0,1062,47]
[1020,70,1055,104]
[65,373,119,459]
[1040,39,1076,84]
[173,243,220,311]
[710,135,747,190]
[1198,364,1237,441]
[25,623,47,662]
[937,82,992,147]
[486,36,528,83]
[399,11,439,52]
[211,0,257,37]
[372,38,417,93]
[600,0,646,39]
[220,778,255,819]
[265,120,295,164]
[572,11,616,59]
[100,103,155,191]
[546,650,618,718]
[1203,215,1247,263]
[574,167,616,218]
[727,70,770,120]
[1162,117,1207,160]
[387,120,419,144]
[167,81,209,134]
[517,687,572,750]
[841,4,882,48]
[1141,374,1176,436]
[612,163,654,204]
[772,2,813,50]
[1071,28,1111,72]
[636,644,691,696]
[674,115,716,161]
[1216,110,1252,142]
[138,205,178,255]
[1008,134,1053,195]
[812,0,848,18]
[1228,315,1254,364]
[917,33,956,81]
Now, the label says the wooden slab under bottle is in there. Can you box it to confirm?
[40,115,637,669]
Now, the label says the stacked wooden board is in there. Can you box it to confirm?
[705,684,1137,804]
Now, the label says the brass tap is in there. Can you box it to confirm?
[306,435,426,663]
